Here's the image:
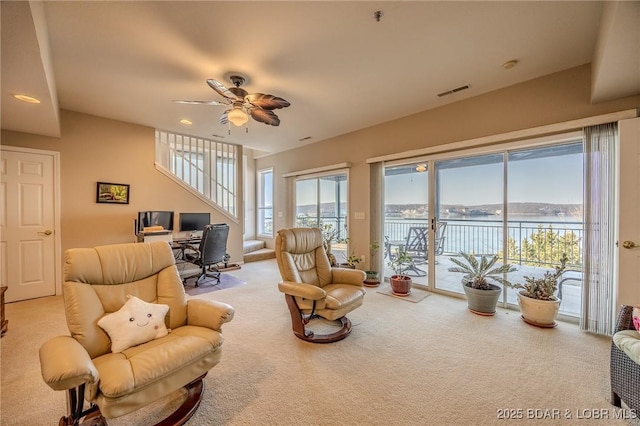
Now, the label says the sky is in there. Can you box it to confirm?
[294,145,584,209]
[385,153,583,206]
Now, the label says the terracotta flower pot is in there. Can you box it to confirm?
[390,275,412,296]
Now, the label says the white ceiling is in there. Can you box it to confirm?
[2,1,639,155]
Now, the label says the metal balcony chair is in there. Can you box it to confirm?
[385,222,447,276]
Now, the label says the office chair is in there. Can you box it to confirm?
[184,223,230,286]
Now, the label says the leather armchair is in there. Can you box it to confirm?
[39,241,234,425]
[275,228,366,343]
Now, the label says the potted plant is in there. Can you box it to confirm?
[340,252,361,269]
[387,246,412,296]
[320,223,340,266]
[448,252,515,316]
[364,241,381,287]
[505,253,568,327]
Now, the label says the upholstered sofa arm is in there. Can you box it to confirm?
[278,281,327,300]
[614,305,635,333]
[187,299,235,332]
[39,336,99,391]
[331,268,366,286]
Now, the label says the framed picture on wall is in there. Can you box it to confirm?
[96,182,130,204]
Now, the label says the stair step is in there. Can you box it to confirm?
[243,239,266,254]
[244,248,275,263]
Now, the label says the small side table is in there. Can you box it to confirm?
[1,286,7,337]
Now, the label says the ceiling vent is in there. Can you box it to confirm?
[437,84,471,98]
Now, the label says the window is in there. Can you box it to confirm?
[381,136,585,319]
[257,168,273,236]
[295,172,348,263]
[155,130,238,218]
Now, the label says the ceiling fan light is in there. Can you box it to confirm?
[228,107,248,126]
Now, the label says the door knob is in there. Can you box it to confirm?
[38,230,53,236]
[622,240,636,249]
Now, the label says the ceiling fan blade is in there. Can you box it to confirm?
[219,109,230,125]
[248,108,281,126]
[245,93,290,110]
[207,79,240,101]
[173,99,231,105]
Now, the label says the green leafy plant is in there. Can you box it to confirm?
[388,247,412,277]
[502,225,581,268]
[505,253,568,300]
[369,241,380,258]
[347,252,361,267]
[448,252,515,290]
[319,223,340,247]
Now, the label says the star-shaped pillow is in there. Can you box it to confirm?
[97,295,170,353]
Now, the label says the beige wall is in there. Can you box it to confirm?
[1,110,244,268]
[256,65,640,266]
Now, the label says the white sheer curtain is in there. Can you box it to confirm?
[582,123,618,335]
[369,162,384,273]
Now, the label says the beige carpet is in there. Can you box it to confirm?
[184,273,247,296]
[0,259,632,425]
[376,284,431,303]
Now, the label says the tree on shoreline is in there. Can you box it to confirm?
[502,224,581,268]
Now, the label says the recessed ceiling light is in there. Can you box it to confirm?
[179,119,192,126]
[502,60,518,70]
[12,94,41,104]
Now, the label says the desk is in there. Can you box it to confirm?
[137,231,173,243]
[170,239,203,283]
[172,237,201,246]
[171,238,201,261]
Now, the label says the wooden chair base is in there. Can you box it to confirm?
[59,376,205,426]
[284,295,352,343]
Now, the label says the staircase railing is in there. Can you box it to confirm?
[155,130,239,220]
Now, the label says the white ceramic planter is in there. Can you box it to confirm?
[517,291,561,327]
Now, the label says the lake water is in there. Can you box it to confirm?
[384,215,583,257]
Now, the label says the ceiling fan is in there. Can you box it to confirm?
[174,75,290,127]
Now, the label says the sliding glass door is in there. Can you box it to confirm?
[434,154,505,295]
[383,162,430,286]
[381,137,584,318]
[506,143,583,316]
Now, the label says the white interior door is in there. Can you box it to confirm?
[1,148,57,302]
[617,117,640,306]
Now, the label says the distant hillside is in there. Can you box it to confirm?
[384,202,582,218]
[297,202,582,218]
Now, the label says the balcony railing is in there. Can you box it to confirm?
[384,218,583,268]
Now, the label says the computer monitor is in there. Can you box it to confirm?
[179,212,211,233]
[137,211,174,233]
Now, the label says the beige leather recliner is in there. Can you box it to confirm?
[39,241,234,425]
[276,227,366,343]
